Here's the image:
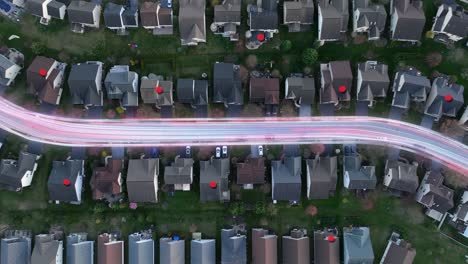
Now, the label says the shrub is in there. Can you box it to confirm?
[302,48,318,66]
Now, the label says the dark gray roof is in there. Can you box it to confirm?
[354,1,387,38]
[179,0,206,44]
[123,7,138,27]
[176,79,209,106]
[357,61,390,101]
[191,239,216,264]
[391,0,425,41]
[221,229,246,264]
[343,155,376,190]
[432,4,468,38]
[384,160,419,193]
[159,237,184,264]
[306,156,337,199]
[104,65,139,107]
[214,0,241,23]
[380,232,416,264]
[318,0,349,40]
[47,1,66,19]
[285,77,315,104]
[416,171,454,214]
[0,152,39,190]
[68,62,103,106]
[284,0,314,24]
[213,62,243,106]
[200,158,230,202]
[66,233,94,264]
[104,3,124,28]
[127,158,159,203]
[164,156,194,184]
[424,76,464,119]
[250,5,278,31]
[271,157,302,202]
[391,68,430,109]
[31,234,62,264]
[68,1,100,25]
[1,237,31,264]
[343,227,374,264]
[47,159,84,203]
[25,0,46,17]
[129,233,154,264]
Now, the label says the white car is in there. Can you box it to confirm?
[215,147,221,158]
[258,145,263,156]
[222,146,228,157]
[185,146,191,156]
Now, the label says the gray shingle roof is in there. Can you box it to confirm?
[200,158,230,202]
[104,65,139,107]
[415,171,454,215]
[159,237,184,264]
[68,61,103,106]
[31,234,62,264]
[68,1,100,25]
[380,232,416,264]
[179,0,206,44]
[0,152,39,191]
[306,156,337,199]
[357,61,390,102]
[214,0,241,23]
[221,229,246,264]
[176,79,209,106]
[284,0,314,24]
[343,155,376,190]
[1,237,31,264]
[66,233,93,264]
[127,158,159,203]
[432,4,468,39]
[318,0,349,40]
[354,1,386,39]
[285,77,315,104]
[391,67,430,109]
[424,76,464,120]
[129,233,154,264]
[213,62,243,106]
[164,156,194,185]
[25,0,46,17]
[191,239,215,264]
[47,159,84,203]
[271,157,302,202]
[47,1,65,19]
[384,160,419,193]
[320,61,353,104]
[343,227,374,264]
[104,3,124,28]
[391,0,425,41]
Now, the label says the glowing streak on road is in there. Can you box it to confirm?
[0,97,467,175]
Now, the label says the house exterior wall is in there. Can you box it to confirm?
[4,64,21,84]
[58,5,66,20]
[343,171,350,188]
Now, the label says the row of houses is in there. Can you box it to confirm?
[13,0,468,46]
[1,227,417,264]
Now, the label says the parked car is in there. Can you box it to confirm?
[258,145,263,156]
[185,146,191,156]
[215,147,221,158]
[222,146,228,157]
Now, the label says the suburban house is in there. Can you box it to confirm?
[66,233,94,264]
[0,53,21,87]
[140,74,173,110]
[31,234,63,264]
[68,61,104,108]
[424,76,464,121]
[247,0,279,48]
[0,152,40,192]
[127,158,159,203]
[343,227,374,264]
[212,0,241,41]
[383,160,419,194]
[25,0,66,25]
[140,1,173,35]
[451,190,468,238]
[415,170,454,221]
[67,1,101,33]
[200,158,230,202]
[380,232,416,264]
[26,56,67,106]
[320,61,353,105]
[191,233,215,264]
[252,228,277,264]
[179,0,206,45]
[314,228,340,264]
[317,0,349,42]
[164,155,194,191]
[271,156,302,203]
[391,67,431,110]
[283,0,314,32]
[352,0,386,40]
[236,157,266,189]
[104,65,139,108]
[177,78,209,111]
[221,228,247,264]
[285,76,315,107]
[343,153,376,190]
[306,155,338,199]
[47,159,85,205]
[213,62,243,108]
[432,3,468,43]
[97,233,124,264]
[1,236,31,264]
[459,106,468,127]
[390,0,426,42]
[356,61,390,107]
[160,236,185,264]
[129,232,154,264]
[282,229,310,264]
[249,77,280,115]
[90,158,123,201]
[103,2,139,35]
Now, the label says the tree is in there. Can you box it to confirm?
[245,54,258,70]
[31,42,47,55]
[280,40,292,52]
[302,48,318,66]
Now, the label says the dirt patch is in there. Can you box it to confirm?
[279,100,297,117]
[197,146,213,160]
[352,34,367,45]
[135,104,160,118]
[260,183,271,194]
[305,205,318,216]
[189,223,198,233]
[425,52,443,68]
[241,103,263,117]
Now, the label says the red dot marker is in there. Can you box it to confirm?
[155,86,163,94]
[327,236,336,242]
[257,33,265,42]
[39,69,47,77]
[63,179,71,186]
[209,181,217,189]
[444,94,453,102]
[338,86,347,93]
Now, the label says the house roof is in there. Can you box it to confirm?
[140,2,172,27]
[47,159,84,202]
[381,232,416,264]
[343,155,376,190]
[250,2,278,31]
[160,237,185,264]
[392,67,430,109]
[221,228,247,263]
[0,152,39,190]
[314,229,340,264]
[25,0,47,18]
[191,238,215,264]
[1,237,31,264]
[306,156,337,199]
[31,234,62,264]
[214,0,241,23]
[213,62,243,106]
[0,54,17,81]
[200,158,230,202]
[236,157,265,185]
[97,234,124,264]
[68,62,103,106]
[177,79,209,106]
[128,233,154,264]
[320,61,352,104]
[284,0,314,24]
[271,157,302,202]
[68,1,100,24]
[249,77,280,104]
[392,0,425,41]
[252,228,277,264]
[140,77,173,106]
[384,160,419,193]
[282,229,310,264]
[433,4,468,38]
[343,227,374,263]
[90,159,122,200]
[127,158,159,203]
[285,77,315,104]
[179,0,206,44]
[104,65,139,106]
[416,171,454,214]
[354,1,387,36]
[318,0,349,40]
[164,156,194,184]
[104,3,124,28]
[357,61,390,101]
[47,1,66,19]
[424,76,464,119]
[27,56,59,99]
[66,233,94,264]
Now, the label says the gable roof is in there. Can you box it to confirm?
[66,233,93,264]
[31,234,62,264]
[68,1,100,24]
[354,1,387,37]
[191,238,215,264]
[343,227,374,263]
[357,61,390,101]
[314,229,340,264]
[249,77,280,104]
[127,158,159,203]
[282,229,310,264]
[140,77,173,107]
[285,77,315,104]
[213,62,243,106]
[104,3,124,28]
[252,228,277,264]
[90,159,122,200]
[97,233,124,264]
[381,232,416,264]
[128,233,154,264]
[236,157,265,185]
[318,0,349,40]
[214,0,241,23]
[424,76,464,120]
[391,0,425,41]
[160,237,185,264]
[1,237,31,264]
[68,61,103,106]
[416,171,454,214]
[284,0,314,24]
[47,159,84,203]
[391,67,430,109]
[221,228,246,263]
[0,152,39,190]
[320,61,353,104]
[200,158,230,202]
[306,156,338,199]
[177,79,209,106]
[384,160,419,193]
[249,0,278,31]
[271,157,302,202]
[432,4,468,38]
[104,65,139,106]
[343,154,376,190]
[179,0,206,44]
[164,156,194,184]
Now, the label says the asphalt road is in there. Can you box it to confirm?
[0,97,467,175]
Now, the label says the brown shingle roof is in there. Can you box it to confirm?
[236,157,265,185]
[249,78,280,104]
[90,159,122,200]
[252,228,277,264]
